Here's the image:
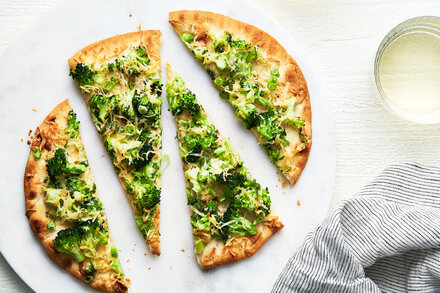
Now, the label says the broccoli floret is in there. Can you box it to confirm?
[238,105,259,129]
[222,206,257,236]
[134,186,161,211]
[169,88,200,116]
[150,79,163,96]
[66,110,80,138]
[263,144,283,163]
[53,227,85,262]
[185,142,202,163]
[114,46,150,76]
[132,94,160,123]
[104,136,115,159]
[89,94,116,122]
[80,195,103,213]
[67,178,96,196]
[46,149,67,180]
[215,172,246,189]
[256,111,286,143]
[121,103,135,119]
[135,46,150,66]
[69,63,94,86]
[134,214,154,238]
[46,149,87,181]
[78,219,109,248]
[111,260,124,276]
[130,141,154,170]
[215,172,247,203]
[181,32,195,43]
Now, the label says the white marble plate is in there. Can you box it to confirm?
[0,0,335,292]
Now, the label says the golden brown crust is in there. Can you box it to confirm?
[68,30,162,255]
[68,30,161,73]
[169,10,312,185]
[198,217,284,269]
[24,100,129,292]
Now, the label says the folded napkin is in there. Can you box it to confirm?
[273,163,440,293]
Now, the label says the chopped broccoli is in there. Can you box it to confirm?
[114,46,150,76]
[181,32,195,43]
[69,63,94,86]
[135,46,150,66]
[89,94,119,122]
[66,110,80,138]
[129,141,154,170]
[134,214,154,238]
[256,111,286,143]
[215,172,246,189]
[222,206,257,236]
[67,178,96,196]
[132,94,160,123]
[53,227,85,262]
[111,260,124,276]
[46,149,67,180]
[78,219,109,247]
[238,104,259,129]
[169,89,200,116]
[134,186,161,211]
[46,149,87,181]
[185,142,202,163]
[263,144,283,163]
[110,247,118,258]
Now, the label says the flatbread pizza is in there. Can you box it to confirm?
[169,10,312,185]
[166,64,283,269]
[24,100,129,292]
[68,31,163,255]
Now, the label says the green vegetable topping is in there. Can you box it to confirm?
[69,63,94,86]
[32,148,42,160]
[181,32,195,43]
[178,30,308,168]
[110,247,118,258]
[46,220,56,230]
[69,45,163,246]
[166,69,274,253]
[53,220,109,263]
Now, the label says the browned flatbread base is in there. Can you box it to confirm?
[24,100,129,292]
[68,30,162,256]
[198,217,284,269]
[169,10,312,186]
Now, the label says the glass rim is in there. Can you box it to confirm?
[374,16,440,124]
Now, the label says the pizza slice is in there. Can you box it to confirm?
[24,100,129,292]
[166,64,284,269]
[169,11,312,186]
[68,31,162,255]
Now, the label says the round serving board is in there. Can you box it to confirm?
[0,0,335,292]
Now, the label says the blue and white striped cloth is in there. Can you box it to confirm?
[273,163,440,292]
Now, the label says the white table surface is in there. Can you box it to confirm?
[1,0,440,292]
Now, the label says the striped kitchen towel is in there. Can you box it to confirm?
[273,163,440,293]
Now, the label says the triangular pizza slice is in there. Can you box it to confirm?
[25,100,129,292]
[169,10,312,186]
[166,64,283,269]
[68,31,162,255]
